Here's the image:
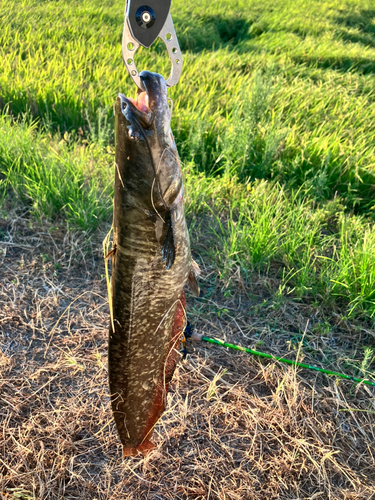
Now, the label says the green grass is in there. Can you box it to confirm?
[0,112,111,230]
[1,0,375,212]
[186,172,375,317]
[1,0,375,319]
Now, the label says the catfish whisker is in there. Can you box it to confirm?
[168,97,173,117]
[115,161,125,188]
[150,177,166,224]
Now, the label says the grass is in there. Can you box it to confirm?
[188,173,375,318]
[0,0,375,211]
[0,112,111,230]
[2,109,375,317]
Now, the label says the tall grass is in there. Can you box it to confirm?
[1,0,375,212]
[0,112,111,230]
[186,173,375,317]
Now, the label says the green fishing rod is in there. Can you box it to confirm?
[185,327,375,388]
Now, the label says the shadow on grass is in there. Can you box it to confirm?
[291,54,375,75]
[0,86,110,135]
[337,29,375,48]
[336,9,375,34]
[335,9,375,48]
[175,14,264,52]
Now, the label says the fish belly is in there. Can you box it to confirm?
[109,210,189,456]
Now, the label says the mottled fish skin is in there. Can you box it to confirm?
[109,71,198,457]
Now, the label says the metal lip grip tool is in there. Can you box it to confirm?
[123,0,183,90]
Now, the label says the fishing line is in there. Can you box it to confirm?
[102,226,115,333]
[187,329,375,388]
[150,177,166,223]
[131,111,168,213]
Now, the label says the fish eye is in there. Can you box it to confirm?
[128,128,140,141]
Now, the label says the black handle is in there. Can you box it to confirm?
[127,0,172,48]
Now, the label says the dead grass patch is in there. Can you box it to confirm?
[0,216,374,499]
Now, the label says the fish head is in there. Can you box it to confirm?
[115,71,181,211]
[139,70,171,136]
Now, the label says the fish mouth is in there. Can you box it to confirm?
[139,71,168,113]
[120,71,169,128]
[120,92,152,127]
[128,91,150,114]
[128,71,168,115]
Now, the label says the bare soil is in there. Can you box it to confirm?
[1,215,375,500]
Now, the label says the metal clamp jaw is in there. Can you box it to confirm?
[123,0,183,90]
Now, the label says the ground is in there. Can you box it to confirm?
[1,216,374,500]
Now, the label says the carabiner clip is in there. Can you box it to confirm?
[122,0,183,90]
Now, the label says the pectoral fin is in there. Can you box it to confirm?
[161,211,175,270]
[187,260,200,297]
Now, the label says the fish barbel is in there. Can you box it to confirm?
[108,71,199,457]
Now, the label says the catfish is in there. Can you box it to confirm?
[108,71,199,457]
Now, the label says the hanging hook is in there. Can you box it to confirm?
[123,0,183,90]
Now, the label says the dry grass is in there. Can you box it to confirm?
[1,215,375,500]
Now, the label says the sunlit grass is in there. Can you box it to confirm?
[1,0,375,318]
[0,112,111,230]
[186,173,375,318]
[1,0,375,211]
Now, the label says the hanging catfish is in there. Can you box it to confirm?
[108,70,199,457]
